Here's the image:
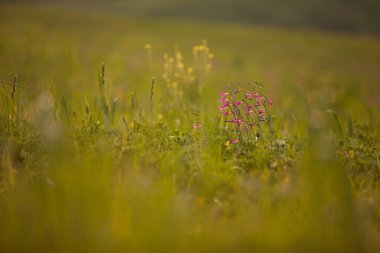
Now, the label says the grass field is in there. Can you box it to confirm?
[1,2,380,253]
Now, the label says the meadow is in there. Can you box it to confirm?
[1,2,380,252]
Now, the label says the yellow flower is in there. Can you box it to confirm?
[175,52,183,60]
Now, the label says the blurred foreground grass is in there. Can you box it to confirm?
[1,2,380,253]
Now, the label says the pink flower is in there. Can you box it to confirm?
[245,105,253,114]
[224,119,243,124]
[231,139,239,144]
[218,86,273,146]
[193,122,202,131]
[233,118,243,125]
[245,92,259,99]
[219,102,230,111]
[220,97,229,103]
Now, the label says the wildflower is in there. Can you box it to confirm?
[347,150,355,158]
[220,97,229,103]
[219,102,230,111]
[245,92,258,99]
[219,83,273,146]
[245,105,254,114]
[175,52,183,60]
[231,139,239,144]
[233,118,243,125]
[193,122,202,131]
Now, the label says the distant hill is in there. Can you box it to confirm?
[3,0,380,34]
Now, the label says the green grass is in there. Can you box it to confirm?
[1,2,380,253]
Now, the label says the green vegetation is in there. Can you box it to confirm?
[1,2,380,253]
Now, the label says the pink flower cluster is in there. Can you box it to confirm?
[219,88,273,144]
[193,122,202,131]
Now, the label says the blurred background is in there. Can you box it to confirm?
[1,0,380,120]
[3,0,380,34]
